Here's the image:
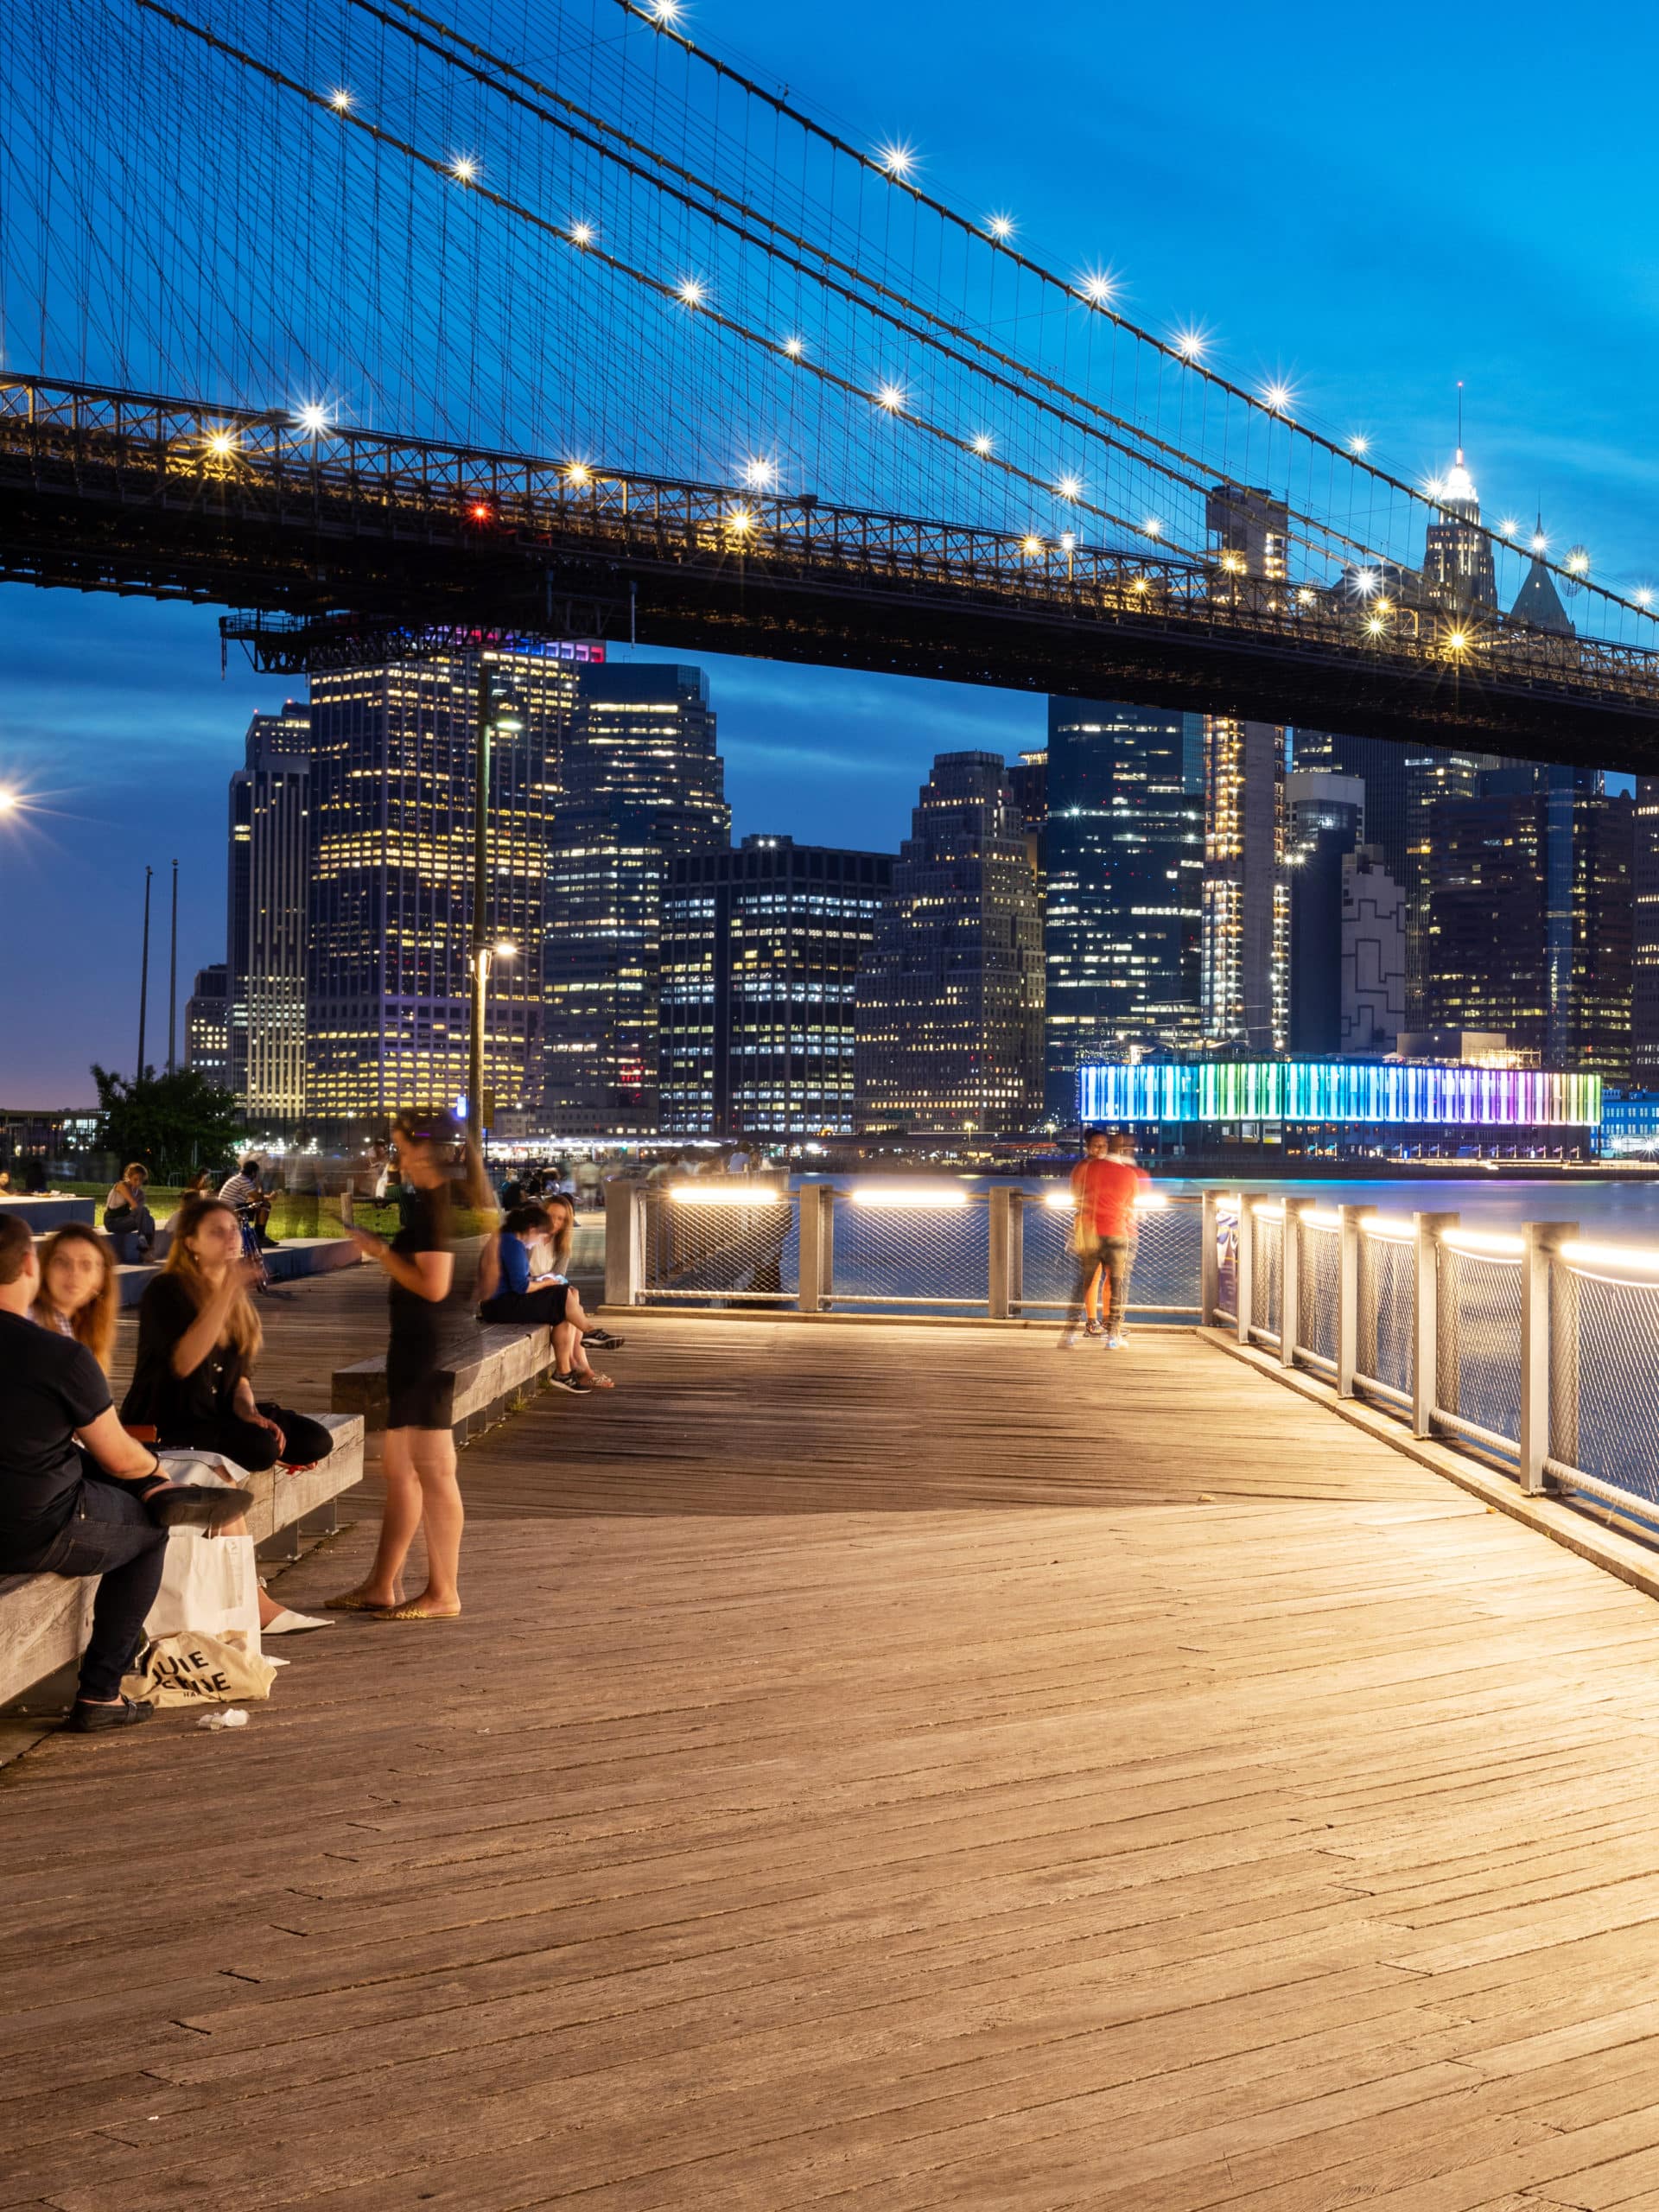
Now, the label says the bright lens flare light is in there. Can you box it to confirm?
[450,154,479,185]
[1173,327,1206,361]
[565,461,592,487]
[1567,546,1591,575]
[742,456,778,491]
[1056,474,1082,501]
[1531,530,1548,553]
[1077,270,1116,307]
[0,790,18,813]
[725,504,754,534]
[987,213,1014,240]
[782,336,804,359]
[493,938,518,959]
[1637,588,1655,608]
[1262,380,1294,414]
[1351,566,1381,598]
[876,141,916,180]
[970,433,993,456]
[647,0,683,23]
[1446,628,1470,652]
[568,220,594,248]
[1498,516,1519,537]
[1021,535,1045,556]
[1347,432,1370,454]
[205,429,238,458]
[874,382,905,413]
[328,87,353,112]
[677,276,706,308]
[1141,517,1162,538]
[295,404,329,435]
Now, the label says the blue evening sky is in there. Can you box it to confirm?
[3,0,1651,1102]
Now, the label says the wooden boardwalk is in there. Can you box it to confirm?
[9,1274,1659,2209]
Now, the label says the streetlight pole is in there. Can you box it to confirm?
[468,663,524,1145]
[137,865,153,1079]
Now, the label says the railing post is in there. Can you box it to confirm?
[1201,1190,1221,1325]
[1008,1190,1025,1317]
[604,1179,645,1307]
[1236,1198,1255,1347]
[1520,1219,1576,1494]
[798,1183,829,1315]
[1336,1205,1371,1399]
[1281,1198,1309,1369]
[988,1186,1012,1319]
[1411,1212,1458,1438]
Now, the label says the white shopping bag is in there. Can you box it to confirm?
[144,1529,264,1660]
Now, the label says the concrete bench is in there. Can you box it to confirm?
[332,1322,556,1440]
[0,1410,365,1706]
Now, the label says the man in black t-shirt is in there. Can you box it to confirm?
[0,1217,245,1732]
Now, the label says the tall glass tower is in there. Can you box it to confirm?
[1042,699,1203,1119]
[228,704,310,1121]
[855,752,1044,1135]
[543,662,729,1135]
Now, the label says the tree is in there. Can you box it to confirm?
[91,1065,245,1180]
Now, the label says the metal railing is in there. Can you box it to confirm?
[1209,1192,1659,1533]
[604,1178,1205,1322]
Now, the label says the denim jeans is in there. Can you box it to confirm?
[15,1480,168,1702]
[1066,1236,1134,1332]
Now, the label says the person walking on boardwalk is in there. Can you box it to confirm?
[328,1113,471,1622]
[1060,1128,1148,1349]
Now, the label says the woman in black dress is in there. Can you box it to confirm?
[329,1114,465,1622]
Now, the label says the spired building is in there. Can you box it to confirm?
[544,663,729,1135]
[227,706,310,1121]
[660,836,893,1139]
[855,752,1044,1135]
[1043,698,1203,1118]
[1420,444,1499,613]
[305,647,577,1121]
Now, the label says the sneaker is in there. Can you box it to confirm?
[1084,1320,1106,1339]
[1105,1333,1127,1350]
[1058,1330,1087,1350]
[548,1371,591,1393]
[584,1328,626,1351]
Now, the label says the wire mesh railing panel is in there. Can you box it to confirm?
[1438,1246,1522,1449]
[642,1192,799,1302]
[1020,1203,1200,1319]
[1252,1213,1283,1341]
[1357,1231,1414,1400]
[1554,1264,1659,1508]
[1298,1222,1340,1367]
[830,1201,989,1311]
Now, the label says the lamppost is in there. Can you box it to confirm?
[468,664,524,1142]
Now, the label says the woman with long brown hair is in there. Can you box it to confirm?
[329,1112,469,1621]
[31,1224,119,1373]
[120,1195,332,1473]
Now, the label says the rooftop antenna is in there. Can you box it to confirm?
[1456,379,1465,462]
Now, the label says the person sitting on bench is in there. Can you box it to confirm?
[0,1214,251,1734]
[477,1205,614,1394]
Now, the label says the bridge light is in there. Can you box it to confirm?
[1059,532,1077,551]
[782,336,804,359]
[205,429,238,458]
[677,276,706,308]
[1142,517,1162,537]
[1020,535,1045,556]
[1497,516,1519,537]
[295,404,329,435]
[1567,545,1591,575]
[1351,566,1380,598]
[970,433,993,456]
[470,501,493,521]
[874,382,905,413]
[1131,577,1149,594]
[1365,614,1385,637]
[565,461,592,487]
[1077,270,1116,307]
[1297,587,1315,604]
[726,504,755,534]
[1531,528,1548,552]
[1446,628,1470,652]
[1375,596,1392,615]
[648,0,683,20]
[1262,380,1294,414]
[1173,327,1205,361]
[742,456,777,491]
[987,213,1014,240]
[1637,588,1655,608]
[328,87,353,112]
[569,220,595,248]
[1424,474,1446,500]
[1055,474,1082,501]
[876,142,916,181]
[450,153,480,185]
[1347,432,1369,454]
[1219,550,1245,574]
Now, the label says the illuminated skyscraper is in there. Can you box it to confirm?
[1635,777,1659,1085]
[1287,772,1364,1054]
[184,964,231,1090]
[305,646,579,1120]
[228,705,310,1121]
[1421,444,1498,612]
[544,662,729,1134]
[1201,716,1287,1051]
[1043,699,1202,1116]
[661,836,893,1138]
[855,752,1044,1135]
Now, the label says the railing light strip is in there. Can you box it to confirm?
[668,1184,786,1205]
[1441,1230,1526,1259]
[1558,1237,1659,1277]
[849,1186,971,1208]
[1301,1208,1344,1231]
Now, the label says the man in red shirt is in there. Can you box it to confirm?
[1062,1129,1150,1348]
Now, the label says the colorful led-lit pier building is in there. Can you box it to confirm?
[1077,1059,1604,1160]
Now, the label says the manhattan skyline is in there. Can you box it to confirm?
[4,0,1656,1098]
